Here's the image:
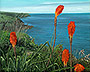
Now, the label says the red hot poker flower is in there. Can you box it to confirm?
[68,21,76,38]
[10,32,17,47]
[68,21,76,72]
[62,49,69,67]
[10,32,17,60]
[55,5,64,17]
[47,5,64,67]
[74,64,85,72]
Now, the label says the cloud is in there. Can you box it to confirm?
[0,1,90,13]
[41,1,90,6]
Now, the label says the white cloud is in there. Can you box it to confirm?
[0,2,90,13]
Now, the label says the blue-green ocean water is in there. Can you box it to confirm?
[22,13,90,57]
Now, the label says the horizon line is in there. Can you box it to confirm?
[0,11,90,14]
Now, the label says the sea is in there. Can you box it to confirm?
[22,13,90,58]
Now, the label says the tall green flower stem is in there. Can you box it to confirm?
[52,16,57,52]
[47,16,57,66]
[70,36,72,72]
[13,46,16,60]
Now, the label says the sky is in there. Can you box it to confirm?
[0,0,90,13]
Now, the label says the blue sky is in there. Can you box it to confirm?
[0,0,90,13]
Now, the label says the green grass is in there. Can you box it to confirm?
[0,31,90,72]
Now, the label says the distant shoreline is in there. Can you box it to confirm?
[29,13,90,15]
[0,11,90,14]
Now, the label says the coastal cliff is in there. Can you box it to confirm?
[0,11,33,32]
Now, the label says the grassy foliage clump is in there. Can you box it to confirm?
[0,31,90,72]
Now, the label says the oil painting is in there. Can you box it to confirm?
[0,0,90,71]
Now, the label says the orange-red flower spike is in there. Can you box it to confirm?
[74,64,85,72]
[68,21,76,38]
[10,32,17,47]
[55,5,64,17]
[10,32,17,60]
[47,5,64,67]
[62,49,69,67]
